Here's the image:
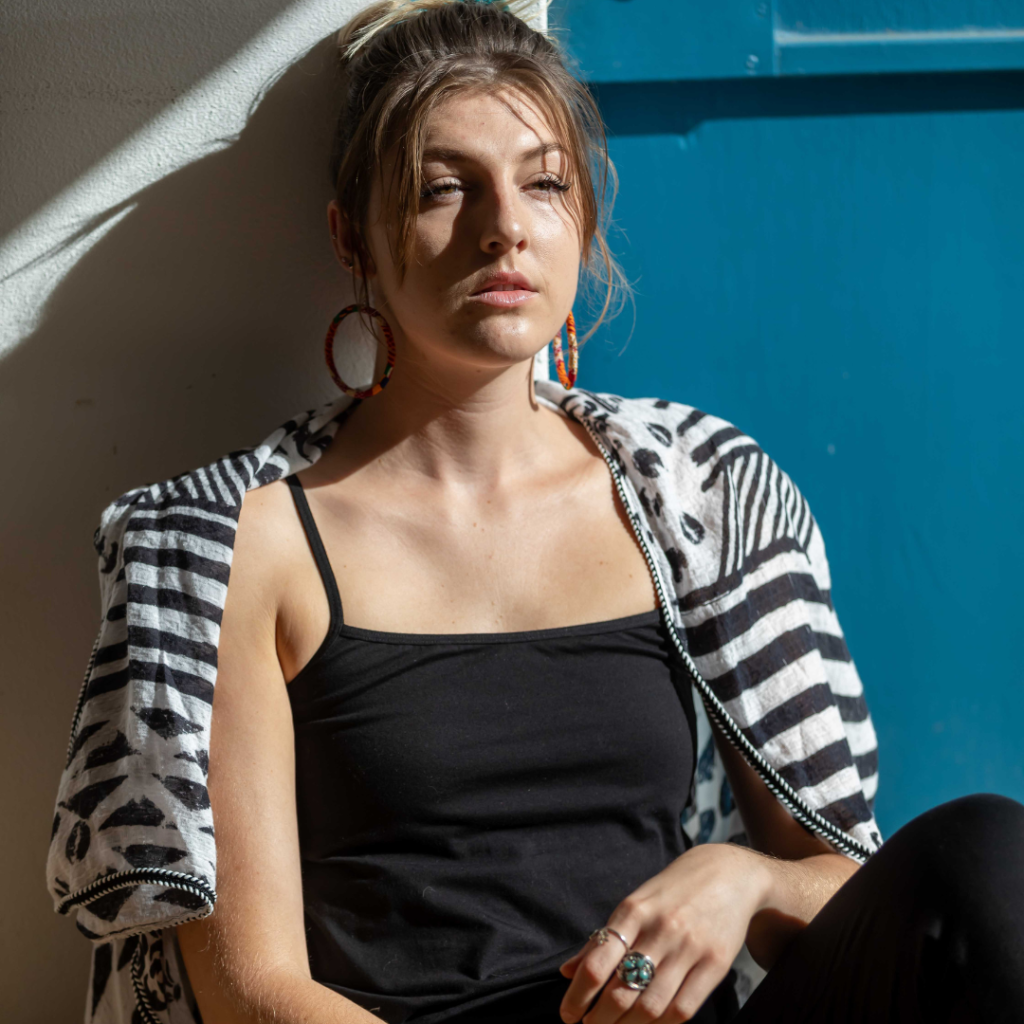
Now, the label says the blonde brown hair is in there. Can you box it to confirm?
[329,0,628,340]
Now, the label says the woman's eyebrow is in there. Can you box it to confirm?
[421,142,565,163]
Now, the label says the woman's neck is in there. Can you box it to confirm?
[320,352,569,491]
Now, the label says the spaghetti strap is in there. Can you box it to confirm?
[286,475,344,630]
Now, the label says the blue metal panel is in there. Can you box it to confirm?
[589,72,1024,136]
[551,0,773,81]
[779,0,1024,33]
[775,28,1024,75]
[776,0,1024,76]
[551,0,1024,79]
[551,2,1024,834]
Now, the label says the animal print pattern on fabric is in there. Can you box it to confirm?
[556,388,880,844]
[49,385,880,1022]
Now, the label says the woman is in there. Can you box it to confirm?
[47,2,1024,1022]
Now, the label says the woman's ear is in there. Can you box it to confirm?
[327,200,374,278]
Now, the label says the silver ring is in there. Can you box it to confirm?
[588,926,630,950]
[616,950,656,991]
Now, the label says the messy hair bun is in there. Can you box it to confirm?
[338,0,543,61]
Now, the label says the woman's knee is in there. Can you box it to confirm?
[878,793,1024,906]
[887,792,1024,854]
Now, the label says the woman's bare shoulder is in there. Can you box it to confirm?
[230,479,306,598]
[229,477,331,684]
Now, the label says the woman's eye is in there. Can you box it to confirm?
[419,176,572,200]
[420,180,462,200]
[529,176,572,194]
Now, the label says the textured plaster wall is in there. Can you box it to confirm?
[0,1,380,1018]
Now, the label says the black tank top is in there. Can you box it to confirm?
[284,475,723,1023]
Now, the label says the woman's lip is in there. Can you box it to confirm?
[468,289,538,307]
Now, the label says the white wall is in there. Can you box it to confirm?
[1,1,551,1017]
[1,2,373,1018]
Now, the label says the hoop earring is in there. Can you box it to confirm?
[552,310,577,390]
[324,304,396,399]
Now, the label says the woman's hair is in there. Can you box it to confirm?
[329,0,628,339]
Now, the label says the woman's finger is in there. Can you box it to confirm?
[559,944,590,978]
[582,928,701,1024]
[615,949,696,1024]
[568,917,694,1024]
[560,928,633,979]
[655,956,728,1024]
[558,926,638,1022]
[583,949,694,1024]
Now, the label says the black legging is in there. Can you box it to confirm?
[733,793,1024,1023]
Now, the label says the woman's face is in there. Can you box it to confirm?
[333,87,581,379]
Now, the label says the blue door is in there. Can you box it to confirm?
[551,0,1024,835]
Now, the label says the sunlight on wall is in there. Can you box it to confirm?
[0,0,367,354]
[0,0,551,357]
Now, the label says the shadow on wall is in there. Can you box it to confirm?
[0,34,360,1016]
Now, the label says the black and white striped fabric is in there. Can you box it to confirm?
[47,382,881,1023]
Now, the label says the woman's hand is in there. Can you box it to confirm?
[556,717,864,1024]
[557,842,772,1024]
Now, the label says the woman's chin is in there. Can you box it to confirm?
[440,326,551,372]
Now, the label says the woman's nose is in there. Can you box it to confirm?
[479,183,527,256]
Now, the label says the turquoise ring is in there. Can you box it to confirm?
[616,950,656,991]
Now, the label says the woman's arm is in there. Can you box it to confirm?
[711,719,860,970]
[176,484,379,1024]
[557,723,860,1024]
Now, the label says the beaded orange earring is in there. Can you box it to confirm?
[324,304,396,399]
[552,310,578,389]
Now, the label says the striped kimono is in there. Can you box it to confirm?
[47,381,882,1023]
